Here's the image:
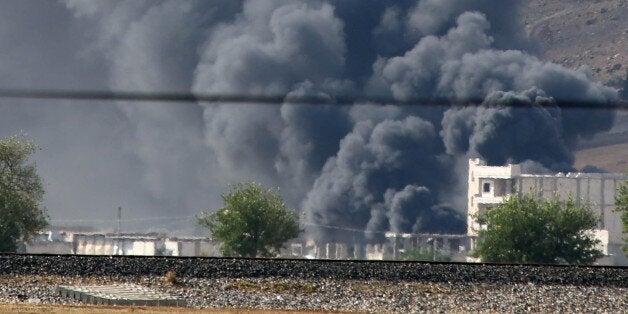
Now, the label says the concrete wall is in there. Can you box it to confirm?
[515,173,625,243]
[25,242,73,254]
[30,232,219,257]
[169,238,220,257]
[285,234,469,261]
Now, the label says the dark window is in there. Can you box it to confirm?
[483,182,491,193]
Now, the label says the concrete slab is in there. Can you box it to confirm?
[56,284,186,307]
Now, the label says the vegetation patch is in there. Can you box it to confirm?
[164,271,178,285]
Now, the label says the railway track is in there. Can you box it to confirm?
[1,254,626,287]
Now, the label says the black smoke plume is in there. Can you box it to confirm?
[0,1,618,240]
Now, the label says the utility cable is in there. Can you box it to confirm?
[0,88,626,109]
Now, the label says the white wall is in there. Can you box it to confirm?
[468,158,627,265]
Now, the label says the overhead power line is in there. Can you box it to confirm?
[0,88,626,109]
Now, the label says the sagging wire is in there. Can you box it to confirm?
[0,88,626,110]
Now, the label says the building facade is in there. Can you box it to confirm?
[468,158,627,265]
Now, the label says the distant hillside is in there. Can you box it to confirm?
[523,0,627,86]
[522,0,628,173]
[574,142,628,173]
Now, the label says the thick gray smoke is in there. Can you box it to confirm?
[304,8,615,241]
[302,113,460,241]
[0,1,618,240]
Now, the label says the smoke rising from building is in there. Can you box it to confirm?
[0,1,618,239]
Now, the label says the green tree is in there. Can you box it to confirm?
[0,135,48,252]
[197,181,302,258]
[615,178,628,255]
[471,192,602,264]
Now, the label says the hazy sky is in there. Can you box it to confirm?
[0,1,620,239]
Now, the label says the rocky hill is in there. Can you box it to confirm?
[523,0,627,86]
[522,0,627,173]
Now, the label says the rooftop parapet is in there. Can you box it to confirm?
[469,158,521,179]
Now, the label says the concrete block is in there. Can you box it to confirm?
[57,284,186,307]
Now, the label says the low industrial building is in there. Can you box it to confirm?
[26,231,219,257]
[286,233,469,261]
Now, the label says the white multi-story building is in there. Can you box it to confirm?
[468,158,627,265]
[467,158,522,237]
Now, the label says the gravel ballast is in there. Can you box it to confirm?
[0,255,626,312]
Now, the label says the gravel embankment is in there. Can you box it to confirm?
[0,255,626,312]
